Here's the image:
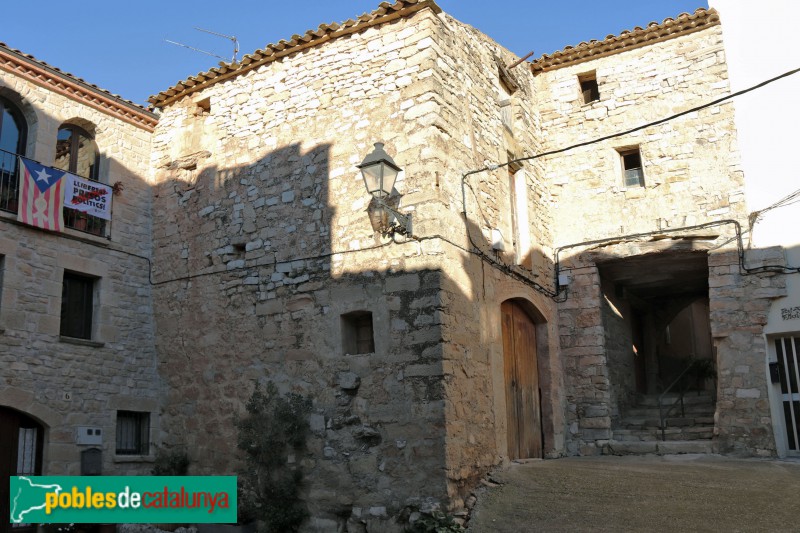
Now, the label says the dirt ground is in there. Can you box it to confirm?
[466,454,800,533]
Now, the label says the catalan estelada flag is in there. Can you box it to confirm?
[18,156,65,231]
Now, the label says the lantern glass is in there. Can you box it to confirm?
[358,142,401,199]
[361,162,385,197]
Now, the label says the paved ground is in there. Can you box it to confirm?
[466,454,800,532]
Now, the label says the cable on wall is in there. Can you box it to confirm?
[459,65,800,300]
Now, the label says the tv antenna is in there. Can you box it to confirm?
[165,27,240,64]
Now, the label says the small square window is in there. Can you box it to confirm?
[195,97,211,116]
[116,411,150,455]
[579,72,600,104]
[341,311,375,355]
[60,271,96,339]
[618,147,645,187]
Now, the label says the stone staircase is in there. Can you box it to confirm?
[604,392,717,455]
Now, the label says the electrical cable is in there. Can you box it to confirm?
[463,65,800,179]
[141,240,395,286]
[748,187,800,230]
[4,67,798,294]
[460,65,800,299]
[460,175,564,301]
[0,215,396,286]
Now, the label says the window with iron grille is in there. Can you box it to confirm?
[0,96,27,214]
[60,271,96,340]
[116,411,150,455]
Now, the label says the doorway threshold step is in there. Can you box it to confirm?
[603,439,716,456]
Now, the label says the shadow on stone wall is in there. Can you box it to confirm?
[0,96,159,533]
[151,142,450,529]
[451,204,564,478]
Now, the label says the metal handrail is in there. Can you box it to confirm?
[658,358,698,441]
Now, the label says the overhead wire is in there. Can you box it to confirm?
[460,65,800,300]
[4,67,798,292]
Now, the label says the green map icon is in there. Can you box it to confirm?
[10,477,64,523]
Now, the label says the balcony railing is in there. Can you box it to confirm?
[0,147,108,236]
[0,148,20,213]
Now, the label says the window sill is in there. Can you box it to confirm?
[0,210,110,246]
[113,454,155,463]
[59,335,105,348]
[62,226,111,246]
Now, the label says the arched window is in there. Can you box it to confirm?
[54,124,105,235]
[0,97,27,213]
[54,124,99,180]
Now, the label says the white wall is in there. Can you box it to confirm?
[713,1,800,457]
[711,0,800,249]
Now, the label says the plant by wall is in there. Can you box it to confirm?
[151,448,191,476]
[236,383,312,533]
[405,511,464,533]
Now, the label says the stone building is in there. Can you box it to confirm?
[1,0,797,531]
[0,40,159,533]
[148,4,564,529]
[531,6,780,457]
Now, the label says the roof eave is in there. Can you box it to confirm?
[531,8,720,75]
[149,0,442,109]
[0,43,158,130]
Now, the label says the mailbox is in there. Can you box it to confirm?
[81,447,102,475]
[769,361,781,384]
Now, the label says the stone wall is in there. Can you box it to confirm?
[599,277,636,421]
[537,23,756,455]
[428,13,564,503]
[150,5,567,526]
[710,248,787,456]
[556,257,608,455]
[150,7,470,529]
[536,25,746,248]
[0,68,157,475]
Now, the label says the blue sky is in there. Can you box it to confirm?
[2,1,707,106]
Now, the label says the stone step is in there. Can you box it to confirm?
[614,424,714,442]
[625,406,715,418]
[612,429,660,441]
[603,439,716,456]
[622,416,714,429]
[637,393,713,408]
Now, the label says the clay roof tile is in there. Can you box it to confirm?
[531,7,720,74]
[149,0,442,108]
[0,41,157,128]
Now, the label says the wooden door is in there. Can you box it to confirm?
[501,300,542,459]
[0,407,43,533]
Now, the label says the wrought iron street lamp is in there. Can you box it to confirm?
[357,143,412,237]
